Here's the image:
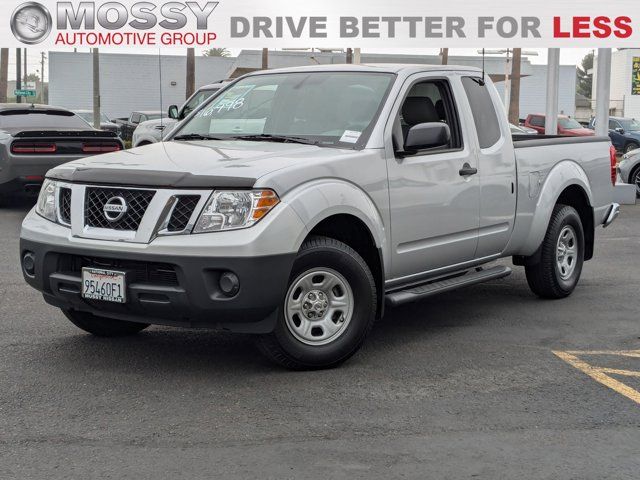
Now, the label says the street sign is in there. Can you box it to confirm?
[14,89,36,97]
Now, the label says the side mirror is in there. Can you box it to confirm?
[615,127,625,134]
[403,122,451,153]
[168,105,180,120]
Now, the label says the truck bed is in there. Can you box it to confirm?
[512,134,610,147]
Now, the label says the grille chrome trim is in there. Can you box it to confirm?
[66,184,212,244]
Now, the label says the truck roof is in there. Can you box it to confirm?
[247,63,482,76]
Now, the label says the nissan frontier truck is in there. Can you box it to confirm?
[20,65,619,369]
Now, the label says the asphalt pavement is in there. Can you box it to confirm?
[1,197,639,479]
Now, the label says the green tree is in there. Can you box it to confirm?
[203,48,231,57]
[576,51,594,99]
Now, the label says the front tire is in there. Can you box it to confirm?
[257,236,377,370]
[63,309,149,337]
[525,204,585,299]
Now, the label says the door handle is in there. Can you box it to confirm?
[459,163,478,177]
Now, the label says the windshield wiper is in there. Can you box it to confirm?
[173,133,228,141]
[232,134,319,146]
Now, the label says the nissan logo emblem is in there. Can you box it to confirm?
[103,196,128,222]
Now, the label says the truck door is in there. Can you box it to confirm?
[460,76,517,259]
[386,76,480,280]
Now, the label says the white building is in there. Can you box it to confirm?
[592,48,640,118]
[49,50,577,120]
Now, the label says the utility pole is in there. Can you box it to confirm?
[346,48,353,64]
[23,48,27,84]
[16,48,22,103]
[508,48,522,125]
[440,48,449,65]
[40,52,47,104]
[261,48,269,70]
[353,48,361,64]
[92,48,100,129]
[186,48,195,98]
[0,49,8,103]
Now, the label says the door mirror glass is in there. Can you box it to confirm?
[168,105,180,120]
[403,122,451,152]
[615,127,625,134]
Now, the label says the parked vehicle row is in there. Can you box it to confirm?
[20,64,618,369]
[525,114,596,137]
[113,111,165,142]
[133,82,226,147]
[73,110,121,136]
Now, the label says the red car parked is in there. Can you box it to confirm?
[525,114,595,136]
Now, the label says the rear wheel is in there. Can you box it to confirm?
[257,236,377,370]
[624,142,639,155]
[631,165,640,198]
[63,309,149,337]
[525,204,585,299]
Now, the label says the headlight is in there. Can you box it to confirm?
[193,189,280,233]
[36,179,58,223]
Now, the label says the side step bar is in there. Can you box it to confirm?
[385,265,512,307]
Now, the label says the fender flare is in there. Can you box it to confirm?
[520,160,594,255]
[282,178,387,254]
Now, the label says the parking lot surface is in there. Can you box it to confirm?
[1,199,639,479]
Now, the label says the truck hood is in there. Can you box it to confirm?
[562,127,595,137]
[46,140,356,188]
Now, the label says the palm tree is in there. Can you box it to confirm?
[203,48,231,57]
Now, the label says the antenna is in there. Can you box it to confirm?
[158,49,164,141]
[481,48,486,85]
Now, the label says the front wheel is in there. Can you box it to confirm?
[63,309,149,337]
[525,204,585,299]
[257,236,377,370]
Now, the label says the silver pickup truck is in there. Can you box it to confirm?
[20,65,619,369]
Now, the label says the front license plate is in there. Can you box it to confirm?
[81,268,127,304]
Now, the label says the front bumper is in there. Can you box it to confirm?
[21,237,296,333]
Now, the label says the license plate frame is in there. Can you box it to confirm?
[81,268,127,304]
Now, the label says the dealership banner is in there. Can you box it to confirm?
[1,0,639,49]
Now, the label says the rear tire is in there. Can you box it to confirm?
[63,309,149,337]
[624,142,639,155]
[257,236,377,370]
[631,165,640,198]
[525,204,585,299]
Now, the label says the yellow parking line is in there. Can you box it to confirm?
[600,368,640,377]
[565,350,640,358]
[553,350,640,405]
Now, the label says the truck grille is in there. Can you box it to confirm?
[59,187,72,225]
[85,187,155,231]
[167,195,201,232]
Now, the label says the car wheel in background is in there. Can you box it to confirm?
[525,204,585,299]
[624,142,639,155]
[257,236,377,370]
[63,309,150,337]
[632,166,640,198]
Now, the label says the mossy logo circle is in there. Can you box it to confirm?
[11,2,52,45]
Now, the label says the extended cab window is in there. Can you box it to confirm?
[462,77,502,149]
[397,80,462,152]
[530,116,545,127]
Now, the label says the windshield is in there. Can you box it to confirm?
[176,72,395,147]
[620,119,640,131]
[558,117,582,130]
[183,88,220,117]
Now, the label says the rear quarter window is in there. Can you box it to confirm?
[461,77,502,149]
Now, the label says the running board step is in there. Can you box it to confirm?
[385,266,512,307]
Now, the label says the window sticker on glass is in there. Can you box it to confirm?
[340,130,362,143]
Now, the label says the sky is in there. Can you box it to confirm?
[4,47,593,81]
